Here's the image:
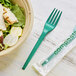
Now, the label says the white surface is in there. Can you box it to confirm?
[0,0,76,76]
[33,38,76,76]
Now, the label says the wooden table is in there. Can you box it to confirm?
[0,0,76,76]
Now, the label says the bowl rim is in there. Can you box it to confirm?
[0,0,34,56]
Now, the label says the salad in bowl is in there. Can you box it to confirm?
[0,0,33,53]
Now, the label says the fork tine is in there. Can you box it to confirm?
[49,9,58,23]
[54,11,62,26]
[52,10,60,24]
[47,8,56,22]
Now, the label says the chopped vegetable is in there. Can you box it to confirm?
[0,31,4,51]
[3,34,18,46]
[4,44,8,50]
[3,30,9,38]
[0,31,3,43]
[3,25,12,38]
[0,43,4,51]
[5,22,10,27]
[10,27,22,37]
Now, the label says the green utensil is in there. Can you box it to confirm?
[22,8,62,70]
[42,28,76,66]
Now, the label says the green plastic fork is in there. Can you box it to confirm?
[22,8,62,70]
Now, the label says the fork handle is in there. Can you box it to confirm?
[22,31,46,70]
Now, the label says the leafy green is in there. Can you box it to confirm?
[3,25,12,38]
[0,0,12,7]
[4,44,8,50]
[0,43,4,51]
[3,31,9,38]
[11,4,25,28]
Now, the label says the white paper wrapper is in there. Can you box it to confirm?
[33,37,76,76]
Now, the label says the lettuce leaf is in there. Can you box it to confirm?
[0,0,12,7]
[11,5,25,28]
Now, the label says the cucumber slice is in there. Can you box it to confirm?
[10,27,22,37]
[3,34,18,46]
